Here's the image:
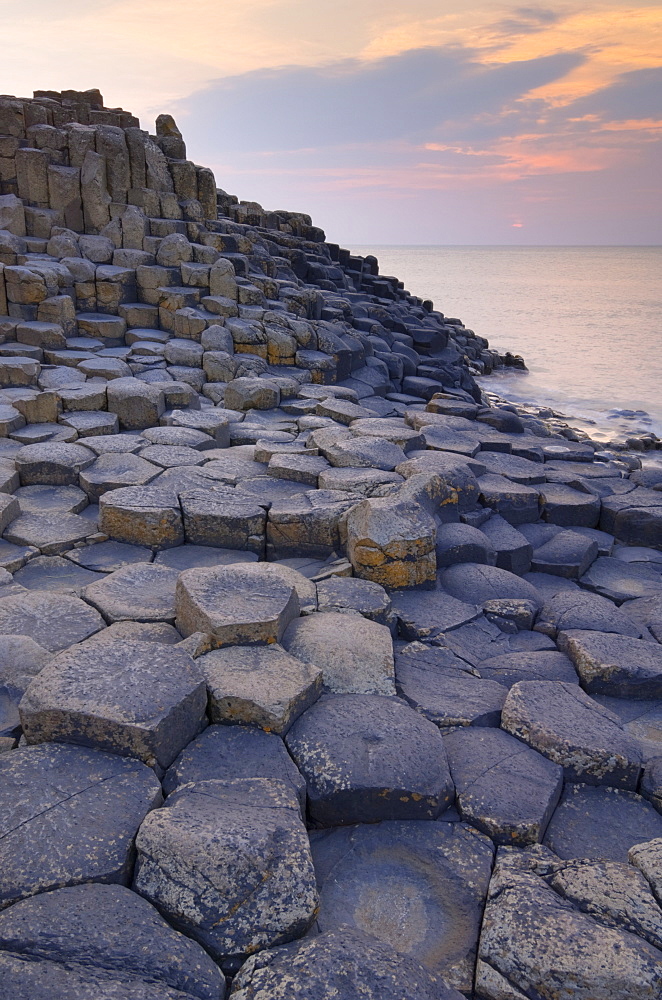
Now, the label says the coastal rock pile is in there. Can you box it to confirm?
[0,88,661,999]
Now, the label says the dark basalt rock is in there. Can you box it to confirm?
[0,743,162,908]
[231,926,465,999]
[544,783,662,862]
[285,694,454,825]
[310,820,494,993]
[0,883,225,1000]
[445,727,563,845]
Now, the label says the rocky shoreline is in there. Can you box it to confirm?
[0,87,661,1000]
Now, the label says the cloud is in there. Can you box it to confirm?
[566,67,662,121]
[492,7,562,36]
[178,45,585,154]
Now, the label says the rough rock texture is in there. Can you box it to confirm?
[0,85,660,1000]
[133,778,317,960]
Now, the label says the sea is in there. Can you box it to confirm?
[347,246,662,444]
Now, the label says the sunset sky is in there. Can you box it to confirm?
[1,0,660,243]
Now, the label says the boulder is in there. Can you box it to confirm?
[175,563,300,646]
[501,680,642,788]
[310,820,493,993]
[282,611,395,695]
[445,727,563,845]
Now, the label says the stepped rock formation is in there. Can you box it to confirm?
[0,88,661,1000]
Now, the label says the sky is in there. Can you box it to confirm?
[0,0,660,244]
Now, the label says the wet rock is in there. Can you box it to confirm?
[476,845,662,1000]
[0,742,161,908]
[501,680,642,788]
[601,488,662,549]
[82,562,180,623]
[133,778,317,960]
[559,629,662,697]
[162,724,306,809]
[0,883,225,999]
[544,784,662,861]
[282,611,395,695]
[176,562,300,646]
[445,727,563,844]
[310,820,493,992]
[285,694,453,825]
[20,638,206,770]
[396,642,506,730]
[0,591,105,651]
[199,643,322,734]
[230,926,463,1000]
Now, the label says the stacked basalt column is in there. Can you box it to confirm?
[0,90,217,239]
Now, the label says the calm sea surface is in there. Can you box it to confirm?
[348,246,662,441]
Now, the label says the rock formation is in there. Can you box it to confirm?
[0,87,661,999]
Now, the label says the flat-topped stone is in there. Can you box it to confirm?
[0,883,225,1000]
[310,821,493,993]
[82,562,180,623]
[0,591,105,651]
[133,778,317,961]
[199,643,322,734]
[501,680,643,789]
[0,743,161,908]
[285,693,453,825]
[282,611,395,695]
[175,562,300,646]
[445,727,563,845]
[20,637,206,770]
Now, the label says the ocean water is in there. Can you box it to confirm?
[348,246,662,442]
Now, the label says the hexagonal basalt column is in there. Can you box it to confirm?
[19,638,207,770]
[175,563,300,647]
[133,778,318,961]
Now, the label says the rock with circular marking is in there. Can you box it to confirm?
[310,820,494,993]
[82,562,180,623]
